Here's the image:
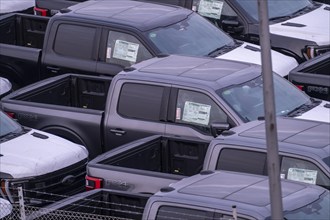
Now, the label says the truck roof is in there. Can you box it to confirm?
[60,0,192,31]
[219,117,330,153]
[154,170,328,219]
[125,55,262,90]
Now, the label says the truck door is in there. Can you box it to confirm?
[41,21,99,78]
[165,87,237,140]
[103,80,170,152]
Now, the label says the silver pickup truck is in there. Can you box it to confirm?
[86,117,330,194]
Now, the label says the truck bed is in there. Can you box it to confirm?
[87,135,209,194]
[100,136,208,176]
[289,52,330,101]
[0,13,48,48]
[13,74,112,111]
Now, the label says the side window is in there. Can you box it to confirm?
[54,24,96,60]
[106,31,153,67]
[281,157,330,189]
[117,83,165,121]
[196,0,238,27]
[217,148,268,175]
[175,89,228,135]
[156,206,213,220]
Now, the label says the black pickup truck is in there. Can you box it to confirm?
[0,0,297,88]
[288,52,330,101]
[1,55,328,159]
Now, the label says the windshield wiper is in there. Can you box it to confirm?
[285,98,320,117]
[207,43,239,57]
[269,15,292,22]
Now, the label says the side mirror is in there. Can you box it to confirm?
[210,122,230,137]
[221,20,244,34]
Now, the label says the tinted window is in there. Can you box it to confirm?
[218,74,310,122]
[281,157,330,189]
[117,83,165,121]
[175,89,228,135]
[217,148,268,175]
[146,13,233,56]
[54,24,96,60]
[235,0,313,21]
[106,31,152,67]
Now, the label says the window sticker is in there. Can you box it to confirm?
[287,168,318,184]
[182,101,211,125]
[198,0,223,19]
[113,40,139,62]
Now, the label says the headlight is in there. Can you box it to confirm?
[1,178,30,204]
[304,45,330,59]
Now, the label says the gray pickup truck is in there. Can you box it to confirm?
[0,0,297,88]
[0,55,328,159]
[288,52,330,101]
[85,117,330,195]
[27,170,329,220]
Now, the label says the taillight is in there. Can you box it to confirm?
[5,112,15,119]
[85,175,103,191]
[34,7,48,16]
[295,85,304,91]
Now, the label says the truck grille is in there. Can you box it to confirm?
[13,158,88,206]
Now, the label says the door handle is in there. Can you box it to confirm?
[110,129,126,136]
[46,66,60,73]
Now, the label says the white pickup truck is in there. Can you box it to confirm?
[0,110,88,206]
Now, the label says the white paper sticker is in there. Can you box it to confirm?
[198,0,223,19]
[182,101,211,125]
[287,168,318,185]
[113,40,139,63]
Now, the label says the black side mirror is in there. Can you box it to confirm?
[210,122,230,137]
[222,20,244,34]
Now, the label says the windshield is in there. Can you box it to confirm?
[146,13,234,56]
[0,111,22,137]
[284,191,329,219]
[217,74,310,122]
[235,0,313,21]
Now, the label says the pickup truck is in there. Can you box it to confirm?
[0,0,297,88]
[0,110,89,206]
[288,52,330,101]
[85,117,329,195]
[0,55,328,159]
[27,171,330,220]
[192,0,330,63]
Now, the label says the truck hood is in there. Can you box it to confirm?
[269,5,330,46]
[217,42,298,77]
[296,101,330,123]
[0,129,88,178]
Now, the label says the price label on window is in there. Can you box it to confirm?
[198,0,223,19]
[113,40,139,62]
[182,101,211,125]
[287,168,317,184]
